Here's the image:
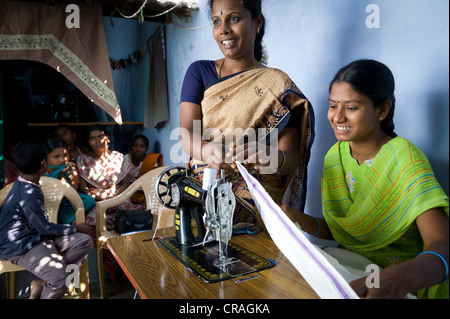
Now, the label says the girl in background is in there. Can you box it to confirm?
[45,137,95,224]
[126,134,150,184]
[55,124,82,162]
[125,134,163,204]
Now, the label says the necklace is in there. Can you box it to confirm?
[218,59,259,79]
[351,133,388,164]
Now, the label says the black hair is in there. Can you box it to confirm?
[56,123,75,133]
[329,59,397,137]
[132,134,149,149]
[45,137,67,153]
[13,140,48,174]
[208,0,266,62]
[87,124,110,138]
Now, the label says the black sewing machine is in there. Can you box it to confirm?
[154,166,274,283]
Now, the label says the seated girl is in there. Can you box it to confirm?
[45,137,96,224]
[55,124,82,163]
[125,134,163,204]
[283,59,448,299]
[125,134,162,183]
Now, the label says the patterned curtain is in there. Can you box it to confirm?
[0,1,122,123]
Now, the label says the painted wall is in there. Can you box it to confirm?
[107,1,449,242]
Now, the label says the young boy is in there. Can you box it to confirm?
[0,140,93,299]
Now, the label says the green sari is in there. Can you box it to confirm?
[321,137,449,299]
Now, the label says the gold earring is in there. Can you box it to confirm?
[379,117,383,121]
[257,27,260,34]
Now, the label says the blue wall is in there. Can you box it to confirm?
[106,1,449,239]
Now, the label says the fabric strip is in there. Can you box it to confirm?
[236,162,359,299]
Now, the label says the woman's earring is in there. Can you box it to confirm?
[257,27,260,34]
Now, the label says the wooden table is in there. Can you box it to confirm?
[107,227,319,299]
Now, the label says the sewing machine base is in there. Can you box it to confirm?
[159,237,275,283]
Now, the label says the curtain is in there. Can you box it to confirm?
[0,1,122,123]
[144,26,169,128]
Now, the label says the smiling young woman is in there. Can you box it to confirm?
[283,59,449,299]
[328,82,392,165]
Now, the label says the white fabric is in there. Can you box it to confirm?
[236,162,360,299]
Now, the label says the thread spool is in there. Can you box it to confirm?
[202,168,217,190]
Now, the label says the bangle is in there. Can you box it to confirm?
[310,215,321,236]
[277,150,286,169]
[418,251,449,284]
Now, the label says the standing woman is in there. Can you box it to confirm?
[180,0,314,228]
[283,59,448,299]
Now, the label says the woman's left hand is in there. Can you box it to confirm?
[228,141,279,174]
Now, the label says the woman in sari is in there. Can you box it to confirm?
[125,134,163,184]
[283,59,448,299]
[76,124,131,282]
[125,134,163,204]
[180,0,314,229]
[77,124,131,227]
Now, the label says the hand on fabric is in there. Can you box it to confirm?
[201,141,235,175]
[349,265,411,299]
[228,141,279,174]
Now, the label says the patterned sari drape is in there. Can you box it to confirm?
[190,67,314,226]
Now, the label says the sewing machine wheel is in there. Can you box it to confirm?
[155,166,186,208]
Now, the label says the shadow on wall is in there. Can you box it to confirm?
[426,92,449,195]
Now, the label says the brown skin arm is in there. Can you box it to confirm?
[280,204,334,239]
[181,102,300,176]
[180,101,235,174]
[349,207,449,298]
[281,205,449,298]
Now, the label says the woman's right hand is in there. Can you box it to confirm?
[201,141,235,175]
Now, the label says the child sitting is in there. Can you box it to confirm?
[55,124,82,162]
[0,140,93,299]
[45,137,96,225]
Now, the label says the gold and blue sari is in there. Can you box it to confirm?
[189,67,314,227]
